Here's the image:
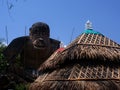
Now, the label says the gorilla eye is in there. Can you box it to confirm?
[32,28,39,34]
[42,32,48,37]
[42,32,45,35]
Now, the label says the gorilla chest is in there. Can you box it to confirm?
[21,43,50,69]
[24,47,46,59]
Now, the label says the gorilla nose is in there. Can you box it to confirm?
[33,38,46,48]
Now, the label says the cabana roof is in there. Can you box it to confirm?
[29,21,120,90]
[39,20,120,71]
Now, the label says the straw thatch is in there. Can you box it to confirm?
[39,33,120,71]
[29,28,120,90]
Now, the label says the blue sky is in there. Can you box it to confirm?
[0,0,120,45]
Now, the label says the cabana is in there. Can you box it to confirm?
[29,21,120,90]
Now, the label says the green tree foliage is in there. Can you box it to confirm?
[0,42,7,72]
[0,42,29,89]
[15,83,30,90]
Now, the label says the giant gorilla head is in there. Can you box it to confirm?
[29,22,50,49]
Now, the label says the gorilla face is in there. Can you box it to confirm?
[29,22,50,49]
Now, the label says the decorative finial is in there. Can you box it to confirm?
[85,20,93,30]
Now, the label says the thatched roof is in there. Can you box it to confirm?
[29,21,120,90]
[39,28,120,71]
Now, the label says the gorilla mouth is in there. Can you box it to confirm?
[34,44,46,49]
[33,40,47,49]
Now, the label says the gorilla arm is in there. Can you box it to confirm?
[3,36,29,63]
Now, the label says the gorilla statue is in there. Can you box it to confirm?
[3,22,60,81]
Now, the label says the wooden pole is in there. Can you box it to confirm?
[69,27,75,43]
[25,26,27,35]
[5,26,8,45]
